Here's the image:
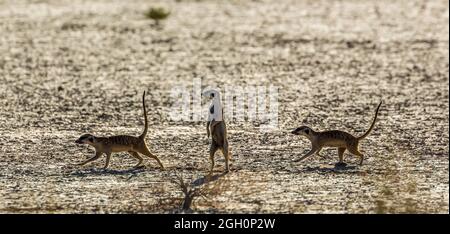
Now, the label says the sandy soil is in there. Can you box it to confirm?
[0,0,448,213]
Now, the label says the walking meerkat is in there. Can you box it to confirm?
[291,101,382,166]
[75,91,165,170]
[203,89,230,173]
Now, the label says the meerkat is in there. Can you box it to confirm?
[203,89,231,173]
[74,91,165,170]
[291,101,382,166]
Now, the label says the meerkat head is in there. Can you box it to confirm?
[75,134,96,145]
[291,126,313,137]
[202,89,220,100]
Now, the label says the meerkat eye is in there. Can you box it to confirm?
[304,129,310,134]
[211,93,215,98]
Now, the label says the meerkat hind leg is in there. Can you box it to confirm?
[347,146,364,166]
[209,144,219,174]
[137,146,165,170]
[128,151,144,168]
[221,143,230,173]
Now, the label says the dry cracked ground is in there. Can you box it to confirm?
[0,0,448,213]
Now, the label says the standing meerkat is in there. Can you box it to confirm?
[203,89,231,173]
[291,101,382,166]
[75,91,165,170]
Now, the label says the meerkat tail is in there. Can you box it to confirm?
[357,101,382,140]
[139,91,148,139]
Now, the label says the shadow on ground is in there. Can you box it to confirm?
[68,167,147,177]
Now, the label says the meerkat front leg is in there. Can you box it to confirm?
[295,145,321,163]
[336,147,347,167]
[315,148,327,159]
[77,151,103,166]
[103,152,112,169]
[207,120,221,138]
[206,121,211,138]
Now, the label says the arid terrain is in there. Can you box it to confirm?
[0,0,448,213]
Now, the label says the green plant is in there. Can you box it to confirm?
[145,7,170,25]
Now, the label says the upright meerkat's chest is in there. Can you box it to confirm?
[208,99,223,122]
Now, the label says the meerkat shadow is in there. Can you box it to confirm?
[302,164,359,174]
[70,167,146,176]
[191,172,228,187]
[333,164,358,171]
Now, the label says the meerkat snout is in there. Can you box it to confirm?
[291,126,311,136]
[75,134,95,144]
[202,89,219,100]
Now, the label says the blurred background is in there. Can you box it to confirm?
[0,0,448,213]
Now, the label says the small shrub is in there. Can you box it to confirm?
[144,7,170,25]
[171,174,207,211]
[170,173,228,212]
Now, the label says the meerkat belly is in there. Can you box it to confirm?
[110,145,133,152]
[322,139,347,147]
[211,121,226,146]
[319,131,355,148]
